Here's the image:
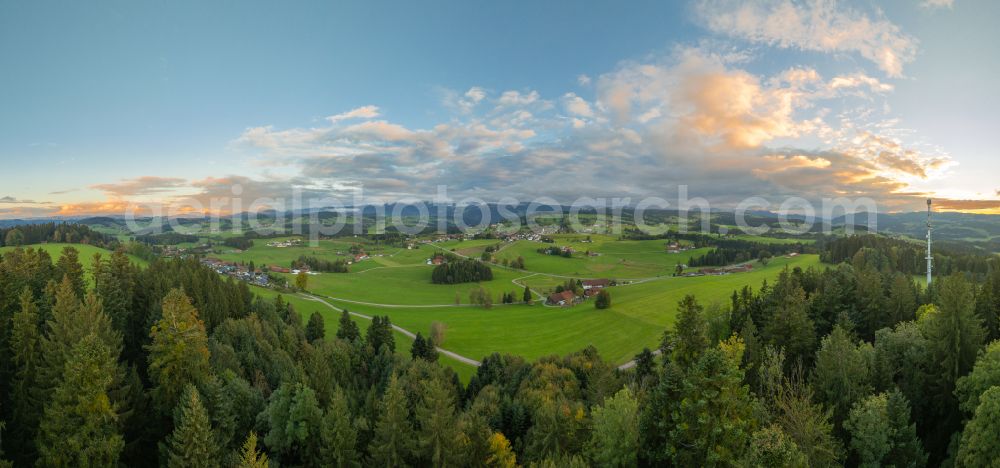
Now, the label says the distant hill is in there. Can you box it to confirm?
[832,211,1000,252]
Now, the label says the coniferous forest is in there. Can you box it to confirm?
[1,240,1000,467]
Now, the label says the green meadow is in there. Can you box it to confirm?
[490,237,712,279]
[315,254,822,367]
[293,265,542,306]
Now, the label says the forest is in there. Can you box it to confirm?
[431,258,494,285]
[0,223,114,248]
[0,238,999,467]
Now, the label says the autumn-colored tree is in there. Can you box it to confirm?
[295,270,308,291]
[147,288,211,415]
[236,431,269,468]
[485,432,517,468]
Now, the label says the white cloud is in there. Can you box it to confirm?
[921,0,954,10]
[498,90,540,106]
[327,105,380,122]
[828,73,894,93]
[694,0,918,77]
[562,93,594,117]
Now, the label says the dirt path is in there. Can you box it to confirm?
[297,293,483,367]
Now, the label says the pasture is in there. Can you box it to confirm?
[315,254,822,366]
[489,237,712,279]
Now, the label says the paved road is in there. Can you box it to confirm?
[616,348,663,370]
[297,293,483,367]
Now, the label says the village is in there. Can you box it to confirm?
[199,257,274,287]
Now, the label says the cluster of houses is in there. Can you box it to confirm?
[678,263,755,277]
[159,243,211,258]
[268,265,319,275]
[200,257,271,287]
[546,278,611,306]
[266,239,302,248]
[665,242,695,254]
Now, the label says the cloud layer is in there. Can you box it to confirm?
[694,0,919,77]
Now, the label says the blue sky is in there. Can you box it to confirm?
[2,0,998,217]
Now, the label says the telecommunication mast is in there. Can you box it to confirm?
[926,198,933,285]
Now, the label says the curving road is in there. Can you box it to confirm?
[300,292,656,371]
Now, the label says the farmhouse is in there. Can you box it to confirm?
[547,290,577,306]
[427,254,446,265]
[269,266,291,273]
[581,278,610,290]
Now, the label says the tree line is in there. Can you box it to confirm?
[0,223,114,248]
[822,234,995,277]
[292,255,349,273]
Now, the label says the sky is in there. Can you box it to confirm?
[1,0,999,218]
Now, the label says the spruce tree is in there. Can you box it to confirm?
[673,294,707,368]
[55,247,86,299]
[336,310,360,342]
[35,277,122,408]
[369,375,416,466]
[7,287,42,462]
[35,334,124,467]
[920,273,986,454]
[320,388,360,468]
[411,333,428,360]
[305,311,325,342]
[164,385,218,468]
[416,378,461,466]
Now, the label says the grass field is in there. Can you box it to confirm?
[316,254,822,366]
[489,237,712,279]
[294,264,552,305]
